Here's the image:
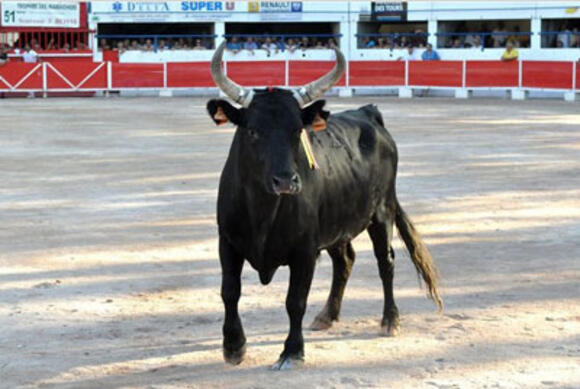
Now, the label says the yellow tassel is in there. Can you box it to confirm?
[300,128,319,170]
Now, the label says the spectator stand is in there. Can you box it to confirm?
[355,32,429,50]
[95,34,217,62]
[539,31,580,48]
[435,31,534,50]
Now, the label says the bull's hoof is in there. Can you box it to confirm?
[223,344,246,365]
[379,319,400,337]
[270,355,304,371]
[310,315,333,331]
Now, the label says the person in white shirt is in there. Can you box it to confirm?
[398,45,419,61]
[22,45,38,63]
[261,37,279,56]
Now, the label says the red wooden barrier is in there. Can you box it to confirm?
[466,61,518,87]
[1,60,578,94]
[289,61,346,87]
[46,62,107,89]
[349,61,405,86]
[227,61,285,86]
[409,61,462,87]
[167,62,214,87]
[0,62,42,89]
[522,61,573,89]
[112,63,164,88]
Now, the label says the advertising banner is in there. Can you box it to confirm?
[1,1,80,28]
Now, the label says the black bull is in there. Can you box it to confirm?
[207,89,442,370]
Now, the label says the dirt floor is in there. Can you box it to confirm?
[0,96,579,389]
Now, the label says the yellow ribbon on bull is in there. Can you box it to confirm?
[300,128,320,170]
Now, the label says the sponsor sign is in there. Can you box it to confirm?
[90,1,235,23]
[247,1,303,20]
[371,2,407,22]
[1,1,80,28]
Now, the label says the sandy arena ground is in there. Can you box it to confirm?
[0,96,579,389]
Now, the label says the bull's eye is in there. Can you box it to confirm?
[246,128,259,141]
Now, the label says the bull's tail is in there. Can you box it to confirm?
[395,198,443,311]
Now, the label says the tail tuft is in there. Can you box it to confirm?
[395,199,443,311]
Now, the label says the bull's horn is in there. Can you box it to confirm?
[292,45,345,107]
[211,41,254,107]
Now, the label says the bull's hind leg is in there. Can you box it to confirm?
[310,242,355,330]
[367,219,400,337]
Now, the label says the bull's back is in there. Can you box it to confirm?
[307,105,398,247]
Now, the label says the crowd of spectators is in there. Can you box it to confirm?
[0,38,88,54]
[359,29,427,49]
[547,25,580,48]
[438,22,531,49]
[226,36,338,55]
[97,36,339,54]
[99,37,214,53]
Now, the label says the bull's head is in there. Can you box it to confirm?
[207,41,345,196]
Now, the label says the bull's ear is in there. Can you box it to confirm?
[207,99,244,126]
[301,100,329,132]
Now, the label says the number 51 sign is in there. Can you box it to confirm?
[1,1,80,28]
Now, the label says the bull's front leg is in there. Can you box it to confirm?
[271,249,316,370]
[219,236,246,365]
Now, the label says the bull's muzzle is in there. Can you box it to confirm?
[271,173,301,195]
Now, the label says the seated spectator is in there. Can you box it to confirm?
[115,41,126,54]
[327,38,338,49]
[143,39,154,52]
[414,28,426,47]
[130,40,140,50]
[244,37,259,53]
[421,43,440,60]
[492,21,507,48]
[193,39,205,50]
[397,35,409,49]
[176,38,187,49]
[30,38,41,52]
[226,37,242,54]
[362,36,376,48]
[46,38,56,51]
[313,39,325,49]
[299,37,310,50]
[571,28,579,47]
[464,30,477,47]
[22,44,38,63]
[471,36,482,50]
[285,38,298,53]
[398,45,419,61]
[261,37,279,56]
[452,38,463,48]
[0,46,9,66]
[557,25,571,48]
[501,40,518,61]
[61,42,71,52]
[99,38,110,51]
[158,39,171,50]
[74,40,87,51]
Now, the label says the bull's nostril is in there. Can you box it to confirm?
[272,176,281,188]
[291,174,299,184]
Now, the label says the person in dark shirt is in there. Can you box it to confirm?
[0,46,9,66]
